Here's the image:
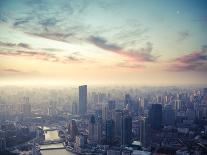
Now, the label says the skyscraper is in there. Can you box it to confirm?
[72,102,78,115]
[69,119,79,140]
[88,115,96,143]
[94,118,102,144]
[79,85,87,115]
[124,94,132,111]
[88,115,102,144]
[139,116,147,147]
[149,104,162,130]
[121,115,132,146]
[106,119,115,145]
[0,130,6,153]
[113,110,123,140]
[163,104,175,126]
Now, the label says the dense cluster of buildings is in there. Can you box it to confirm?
[66,86,207,154]
[1,86,207,155]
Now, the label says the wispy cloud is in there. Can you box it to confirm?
[0,41,31,49]
[62,56,84,64]
[88,36,156,62]
[177,30,190,42]
[166,45,207,72]
[0,50,84,64]
[3,68,23,73]
[0,11,8,23]
[13,17,33,27]
[39,18,59,31]
[0,50,58,62]
[193,16,207,22]
[116,61,145,70]
[88,36,121,52]
[29,32,75,43]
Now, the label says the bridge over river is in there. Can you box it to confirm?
[40,143,65,151]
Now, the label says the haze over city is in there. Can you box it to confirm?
[0,0,206,86]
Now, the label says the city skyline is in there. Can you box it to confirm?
[0,0,207,86]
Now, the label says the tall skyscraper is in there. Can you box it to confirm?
[124,94,132,111]
[94,118,102,144]
[79,85,87,115]
[113,110,123,140]
[21,97,31,116]
[68,119,79,140]
[0,130,6,153]
[88,115,96,143]
[72,102,78,115]
[139,116,147,147]
[102,103,112,123]
[149,104,162,130]
[106,119,115,145]
[88,115,102,144]
[163,104,175,126]
[121,115,132,146]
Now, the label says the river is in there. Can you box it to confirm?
[40,127,76,155]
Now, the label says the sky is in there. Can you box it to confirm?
[0,0,207,86]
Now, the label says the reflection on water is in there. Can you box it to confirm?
[41,127,76,155]
[44,130,59,141]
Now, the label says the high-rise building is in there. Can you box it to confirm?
[68,119,79,140]
[102,104,111,123]
[89,115,102,144]
[203,88,207,96]
[106,119,115,145]
[174,100,182,111]
[108,100,116,110]
[88,115,96,143]
[121,115,132,146]
[21,103,31,116]
[203,88,207,104]
[94,118,102,144]
[112,110,123,140]
[79,85,87,115]
[124,94,132,111]
[72,102,77,115]
[149,104,162,130]
[163,104,175,126]
[48,102,57,116]
[0,130,6,153]
[139,116,147,147]
[21,97,31,116]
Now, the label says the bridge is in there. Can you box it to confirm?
[40,145,65,150]
[40,139,64,145]
[42,126,66,135]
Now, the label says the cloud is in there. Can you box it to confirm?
[13,17,33,27]
[166,46,207,72]
[177,30,190,41]
[0,41,31,49]
[88,36,121,52]
[0,11,7,23]
[18,43,31,49]
[0,50,58,62]
[62,56,84,63]
[116,62,145,70]
[41,48,62,52]
[29,32,75,43]
[3,69,23,73]
[193,16,207,22]
[0,50,84,64]
[39,18,59,31]
[88,36,156,62]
